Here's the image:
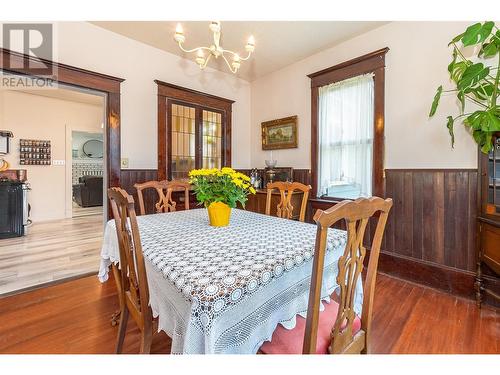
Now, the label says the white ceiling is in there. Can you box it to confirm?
[90,21,388,81]
[12,86,105,106]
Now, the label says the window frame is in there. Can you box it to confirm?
[156,80,234,180]
[308,47,389,201]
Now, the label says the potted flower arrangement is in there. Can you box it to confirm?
[188,167,256,227]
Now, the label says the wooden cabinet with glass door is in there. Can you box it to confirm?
[476,133,500,307]
[156,81,233,182]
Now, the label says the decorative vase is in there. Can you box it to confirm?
[207,202,231,227]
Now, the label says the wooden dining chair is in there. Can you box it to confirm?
[134,180,191,215]
[260,197,393,354]
[265,181,312,222]
[108,187,156,354]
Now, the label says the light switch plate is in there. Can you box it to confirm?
[121,158,129,168]
[53,160,65,166]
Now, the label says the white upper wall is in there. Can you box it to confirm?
[250,21,478,169]
[1,21,252,169]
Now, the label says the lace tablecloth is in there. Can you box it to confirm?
[99,208,362,354]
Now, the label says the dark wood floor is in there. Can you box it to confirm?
[0,272,498,354]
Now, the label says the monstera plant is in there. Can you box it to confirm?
[429,21,500,153]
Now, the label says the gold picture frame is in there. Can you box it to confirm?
[261,115,298,150]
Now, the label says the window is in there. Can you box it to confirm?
[308,48,388,200]
[318,73,374,199]
[156,81,233,180]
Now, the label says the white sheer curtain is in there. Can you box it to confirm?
[318,73,374,199]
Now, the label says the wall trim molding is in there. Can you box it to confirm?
[374,249,500,307]
[0,48,124,219]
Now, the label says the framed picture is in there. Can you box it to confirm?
[261,115,298,150]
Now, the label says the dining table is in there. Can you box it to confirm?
[98,208,363,354]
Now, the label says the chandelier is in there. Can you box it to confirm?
[174,21,255,73]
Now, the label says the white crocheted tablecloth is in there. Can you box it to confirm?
[99,208,363,354]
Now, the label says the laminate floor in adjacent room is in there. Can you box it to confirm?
[72,203,104,218]
[0,214,104,296]
[0,273,498,354]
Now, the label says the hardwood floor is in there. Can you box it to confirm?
[0,214,104,296]
[0,272,497,354]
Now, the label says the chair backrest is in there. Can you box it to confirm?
[265,181,311,222]
[134,180,191,215]
[302,197,393,354]
[165,180,191,212]
[108,187,152,329]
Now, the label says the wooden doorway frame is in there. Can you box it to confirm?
[155,80,234,181]
[0,48,124,217]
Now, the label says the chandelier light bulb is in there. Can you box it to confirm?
[209,21,221,33]
[232,60,241,71]
[174,23,185,43]
[245,36,255,53]
[195,49,205,66]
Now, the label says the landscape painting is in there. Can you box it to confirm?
[261,115,298,150]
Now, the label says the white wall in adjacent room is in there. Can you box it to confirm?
[1,90,104,222]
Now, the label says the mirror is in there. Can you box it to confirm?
[82,139,103,158]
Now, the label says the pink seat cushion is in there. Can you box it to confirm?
[260,299,361,354]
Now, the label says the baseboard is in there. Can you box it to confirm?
[376,250,500,307]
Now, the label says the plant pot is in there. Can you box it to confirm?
[207,202,231,227]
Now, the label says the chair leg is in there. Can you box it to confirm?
[139,328,153,354]
[115,307,129,354]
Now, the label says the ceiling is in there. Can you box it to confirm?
[12,86,105,106]
[90,21,388,81]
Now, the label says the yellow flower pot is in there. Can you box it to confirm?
[207,202,231,227]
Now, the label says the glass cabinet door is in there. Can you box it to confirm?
[170,103,196,179]
[486,135,500,217]
[167,101,225,179]
[202,110,222,169]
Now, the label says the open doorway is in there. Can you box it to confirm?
[71,130,104,218]
[0,77,107,296]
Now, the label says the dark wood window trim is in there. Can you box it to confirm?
[0,48,124,218]
[155,80,234,181]
[308,47,389,200]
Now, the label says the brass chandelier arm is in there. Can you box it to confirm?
[221,53,238,74]
[200,53,212,69]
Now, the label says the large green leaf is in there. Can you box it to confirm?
[461,21,494,46]
[446,116,455,148]
[481,133,494,153]
[479,30,500,57]
[457,91,465,113]
[447,49,457,73]
[449,61,468,84]
[480,41,499,57]
[468,83,494,101]
[429,85,443,116]
[457,63,490,91]
[472,130,494,154]
[465,110,500,132]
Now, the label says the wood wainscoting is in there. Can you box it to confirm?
[117,168,499,304]
[309,169,499,305]
[119,169,158,214]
